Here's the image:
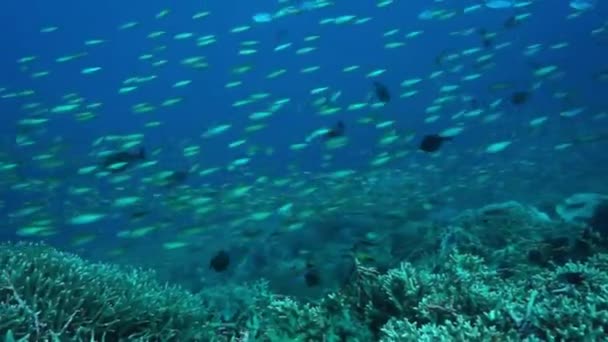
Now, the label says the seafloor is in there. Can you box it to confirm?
[1,171,608,341]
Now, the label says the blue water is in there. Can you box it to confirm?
[1,0,607,293]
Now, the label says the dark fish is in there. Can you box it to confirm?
[478,28,493,49]
[510,91,531,105]
[209,250,230,272]
[323,120,345,140]
[435,50,462,71]
[571,133,608,145]
[373,81,391,103]
[482,37,493,49]
[129,210,148,219]
[559,271,586,285]
[419,134,453,153]
[302,260,321,287]
[503,15,519,29]
[162,170,189,187]
[468,97,480,110]
[304,269,321,287]
[527,249,544,265]
[101,147,146,172]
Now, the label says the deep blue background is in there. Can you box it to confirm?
[1,0,605,169]
[1,0,607,245]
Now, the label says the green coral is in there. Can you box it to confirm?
[200,281,373,341]
[2,199,608,341]
[374,252,608,341]
[380,316,509,342]
[0,243,212,341]
[526,257,608,340]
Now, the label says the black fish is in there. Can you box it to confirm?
[503,15,520,29]
[323,120,345,140]
[419,134,452,153]
[478,28,493,49]
[304,269,321,287]
[303,260,321,287]
[162,170,189,187]
[209,250,230,272]
[482,36,493,49]
[130,210,148,219]
[571,133,608,145]
[467,97,481,110]
[373,81,391,103]
[559,271,586,285]
[510,91,531,105]
[101,147,146,172]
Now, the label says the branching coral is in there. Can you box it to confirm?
[3,199,608,341]
[0,243,213,341]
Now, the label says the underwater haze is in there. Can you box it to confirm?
[1,0,608,340]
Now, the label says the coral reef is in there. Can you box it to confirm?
[2,199,608,341]
[556,193,608,225]
[0,243,212,341]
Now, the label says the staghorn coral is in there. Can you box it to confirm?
[3,200,608,341]
[0,243,214,341]
[525,257,608,340]
[374,253,608,341]
[220,200,608,341]
[2,247,607,341]
[258,250,608,341]
[380,316,511,342]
